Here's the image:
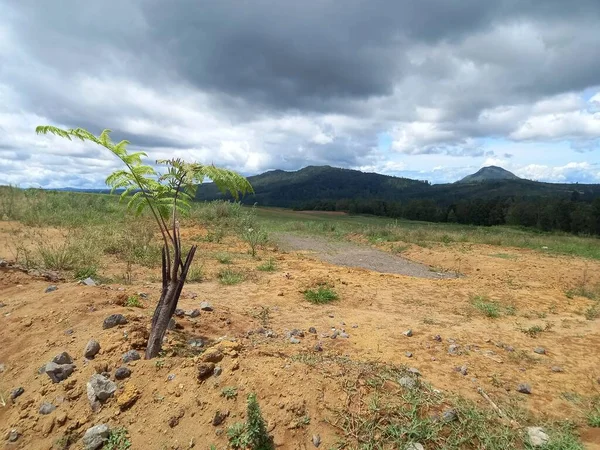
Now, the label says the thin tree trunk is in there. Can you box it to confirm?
[145,244,197,359]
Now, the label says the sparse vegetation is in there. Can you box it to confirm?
[228,394,273,450]
[186,264,205,282]
[104,427,132,450]
[257,258,276,272]
[218,268,245,285]
[304,286,339,304]
[470,295,501,318]
[125,295,143,308]
[216,252,233,264]
[221,386,238,399]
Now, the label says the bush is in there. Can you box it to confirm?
[228,393,273,450]
[304,286,339,304]
[218,269,245,285]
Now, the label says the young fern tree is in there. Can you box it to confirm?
[36,126,253,358]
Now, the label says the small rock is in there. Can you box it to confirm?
[505,346,515,352]
[408,368,421,376]
[87,374,117,409]
[197,363,215,381]
[115,367,132,380]
[122,350,141,363]
[188,338,204,348]
[212,410,229,426]
[167,374,176,381]
[433,335,442,342]
[83,424,110,450]
[404,329,413,337]
[312,433,321,447]
[339,332,349,338]
[352,324,358,328]
[116,383,140,410]
[64,329,74,335]
[517,383,532,394]
[0,302,5,308]
[213,366,223,376]
[308,327,317,334]
[7,429,20,442]
[526,426,549,447]
[84,340,101,359]
[406,444,425,450]
[201,349,224,363]
[405,352,413,358]
[290,337,301,344]
[442,409,457,422]
[52,352,73,365]
[331,330,340,339]
[81,277,96,286]
[265,330,276,338]
[39,402,56,415]
[10,387,24,401]
[168,318,177,330]
[186,309,201,318]
[551,366,563,373]
[102,314,127,329]
[448,344,459,355]
[288,329,305,338]
[314,342,323,352]
[45,362,76,383]
[45,285,58,293]
[200,301,213,311]
[455,365,468,376]
[533,347,546,355]
[174,309,185,317]
[398,376,417,389]
[0,363,5,372]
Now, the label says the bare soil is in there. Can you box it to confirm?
[1,222,600,449]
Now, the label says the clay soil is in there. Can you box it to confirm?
[1,221,600,449]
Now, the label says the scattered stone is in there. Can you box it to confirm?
[534,347,546,355]
[52,352,73,365]
[505,346,515,352]
[213,366,223,376]
[174,309,185,317]
[201,348,224,363]
[102,314,127,329]
[455,365,468,376]
[551,366,563,373]
[526,427,549,447]
[84,340,101,359]
[115,367,131,380]
[312,434,321,447]
[406,444,425,450]
[188,338,204,348]
[290,337,301,344]
[197,363,216,381]
[308,327,317,334]
[0,363,5,372]
[186,309,201,318]
[398,376,417,389]
[442,409,457,422]
[328,314,334,318]
[212,410,229,426]
[517,383,532,394]
[265,330,276,338]
[83,424,110,450]
[45,285,58,293]
[403,329,413,337]
[339,332,349,338]
[167,374,176,381]
[168,318,178,330]
[10,387,24,400]
[288,329,305,338]
[408,368,421,376]
[116,383,140,410]
[433,335,442,342]
[87,374,117,410]
[448,344,459,355]
[7,429,20,443]
[200,301,213,311]
[314,342,323,352]
[81,277,96,286]
[331,330,340,339]
[405,352,413,358]
[122,350,141,363]
[39,402,56,415]
[0,302,6,308]
[64,329,74,335]
[45,362,76,383]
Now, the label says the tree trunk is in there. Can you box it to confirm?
[145,244,197,359]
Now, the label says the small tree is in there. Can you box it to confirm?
[36,126,253,358]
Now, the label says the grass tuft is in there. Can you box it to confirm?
[257,258,277,272]
[304,286,339,304]
[218,269,245,285]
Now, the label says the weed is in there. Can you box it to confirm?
[292,415,311,428]
[125,295,142,308]
[254,306,271,328]
[227,394,273,450]
[53,432,79,450]
[520,323,552,338]
[186,264,204,282]
[155,359,165,369]
[587,398,600,427]
[304,286,339,304]
[218,269,245,285]
[584,303,599,320]
[104,427,131,450]
[257,258,276,272]
[74,266,98,280]
[391,244,410,254]
[470,295,501,318]
[216,252,232,264]
[221,386,238,400]
[242,226,269,258]
[227,423,249,449]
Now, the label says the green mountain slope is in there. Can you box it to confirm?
[458,166,521,183]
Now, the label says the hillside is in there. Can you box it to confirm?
[457,166,521,183]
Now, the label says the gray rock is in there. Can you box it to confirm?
[188,338,204,348]
[64,329,74,335]
[314,342,323,352]
[186,309,201,318]
[52,352,73,365]
[408,368,421,376]
[517,383,532,394]
[0,302,6,308]
[288,329,305,338]
[265,330,276,338]
[213,366,223,376]
[526,427,549,447]
[122,350,141,363]
[200,301,213,311]
[174,309,185,317]
[533,347,546,355]
[81,277,96,286]
[102,314,127,329]
[312,434,321,447]
[456,365,468,376]
[352,324,358,328]
[405,352,413,358]
[212,410,229,426]
[442,409,457,422]
[45,362,76,383]
[290,337,301,344]
[406,443,425,450]
[433,335,442,342]
[83,424,110,450]
[404,329,413,337]
[398,376,417,389]
[551,366,564,373]
[167,318,177,330]
[505,346,515,352]
[448,344,459,355]
[10,387,24,400]
[45,285,58,293]
[114,367,131,380]
[7,429,19,442]
[87,374,117,404]
[167,374,176,381]
[308,327,317,334]
[340,332,349,338]
[84,340,101,359]
[39,402,56,415]
[0,363,5,372]
[331,330,340,339]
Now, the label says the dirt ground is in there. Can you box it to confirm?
[1,222,600,449]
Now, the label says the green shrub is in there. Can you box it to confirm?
[125,295,142,308]
[304,286,339,304]
[257,258,276,272]
[218,269,245,285]
[216,252,233,264]
[104,428,131,450]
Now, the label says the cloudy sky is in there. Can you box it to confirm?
[1,0,600,188]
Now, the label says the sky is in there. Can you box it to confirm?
[1,0,600,188]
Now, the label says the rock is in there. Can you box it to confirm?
[312,434,321,447]
[168,318,177,330]
[265,330,276,338]
[352,324,358,328]
[331,330,340,339]
[314,342,323,352]
[308,327,317,334]
[212,410,229,426]
[7,429,20,442]
[56,412,67,425]
[0,363,5,372]
[213,366,223,376]
[45,285,58,293]
[456,365,468,376]
[39,402,56,415]
[340,332,349,338]
[448,344,459,355]
[505,346,515,352]
[288,329,305,338]
[0,302,6,308]
[405,352,413,358]
[408,368,421,376]
[167,374,176,381]
[186,309,201,318]
[526,427,549,447]
[82,424,110,450]
[122,350,141,363]
[533,347,546,355]
[174,309,185,317]
[433,335,442,342]
[10,387,24,400]
[45,362,76,383]
[517,383,532,394]
[84,340,101,359]
[52,352,73,365]
[81,277,96,286]
[442,409,457,422]
[115,367,132,380]
[102,314,127,329]
[403,329,413,337]
[201,349,224,363]
[398,376,417,389]
[551,366,563,373]
[188,338,204,348]
[290,337,301,344]
[87,374,117,409]
[64,329,74,335]
[200,301,213,311]
[198,363,215,381]
[406,444,425,450]
[116,383,140,410]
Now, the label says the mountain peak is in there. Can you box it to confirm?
[458,166,521,183]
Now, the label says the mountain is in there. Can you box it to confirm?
[457,166,521,183]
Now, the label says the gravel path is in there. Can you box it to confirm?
[274,233,457,279]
